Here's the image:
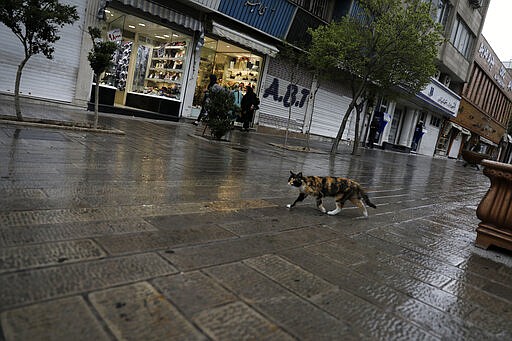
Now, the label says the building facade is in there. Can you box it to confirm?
[2,0,509,161]
[361,0,490,157]
[449,35,512,161]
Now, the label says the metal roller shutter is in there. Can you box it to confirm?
[258,74,309,132]
[0,0,86,102]
[310,87,355,140]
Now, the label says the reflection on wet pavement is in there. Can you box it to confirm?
[1,108,511,340]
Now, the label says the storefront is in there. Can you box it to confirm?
[451,98,504,158]
[91,3,199,120]
[191,35,264,116]
[188,22,279,123]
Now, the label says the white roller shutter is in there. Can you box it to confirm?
[257,74,309,132]
[0,0,86,102]
[310,87,355,140]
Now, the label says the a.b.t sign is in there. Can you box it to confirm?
[263,77,310,108]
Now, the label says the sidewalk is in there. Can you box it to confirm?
[1,99,512,340]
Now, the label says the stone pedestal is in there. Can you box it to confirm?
[476,160,512,250]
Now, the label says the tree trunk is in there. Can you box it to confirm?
[94,75,100,129]
[306,79,320,151]
[330,82,367,155]
[14,58,29,121]
[352,106,362,156]
[330,101,356,155]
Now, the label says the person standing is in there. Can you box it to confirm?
[240,85,259,131]
[411,120,424,151]
[368,115,380,148]
[194,74,222,125]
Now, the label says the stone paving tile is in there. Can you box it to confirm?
[2,107,512,340]
[311,290,439,341]
[0,253,177,310]
[95,225,237,255]
[152,271,237,318]
[0,196,92,211]
[145,211,248,227]
[465,304,512,338]
[219,216,295,236]
[161,225,338,271]
[205,262,360,340]
[354,252,453,288]
[457,253,512,287]
[347,231,409,257]
[279,248,498,340]
[0,199,276,228]
[393,299,498,340]
[89,282,206,340]
[0,239,106,273]
[244,254,338,300]
[1,296,110,341]
[0,218,158,247]
[194,301,294,341]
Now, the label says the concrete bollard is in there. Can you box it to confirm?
[476,159,512,251]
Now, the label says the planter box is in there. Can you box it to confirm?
[476,160,512,251]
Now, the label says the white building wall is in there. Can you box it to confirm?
[417,114,441,156]
[448,134,463,158]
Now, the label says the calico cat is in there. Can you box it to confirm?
[286,171,376,217]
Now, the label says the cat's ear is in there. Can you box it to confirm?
[297,172,303,178]
[290,170,295,176]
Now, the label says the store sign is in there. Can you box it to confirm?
[107,28,122,42]
[476,38,512,93]
[245,1,268,15]
[453,99,504,144]
[218,0,294,39]
[418,78,460,117]
[263,77,310,108]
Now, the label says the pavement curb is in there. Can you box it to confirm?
[0,117,125,135]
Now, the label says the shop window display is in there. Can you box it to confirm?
[100,9,191,102]
[194,37,263,110]
[132,40,188,99]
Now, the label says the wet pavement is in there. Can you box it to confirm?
[1,98,512,340]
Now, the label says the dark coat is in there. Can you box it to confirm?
[241,92,259,113]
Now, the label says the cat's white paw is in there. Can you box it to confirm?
[286,204,292,209]
[319,207,327,213]
[327,208,341,215]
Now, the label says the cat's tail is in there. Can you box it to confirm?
[362,193,377,209]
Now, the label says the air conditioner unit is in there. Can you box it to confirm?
[469,0,481,9]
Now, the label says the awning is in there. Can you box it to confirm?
[117,0,203,32]
[480,136,499,147]
[212,22,279,57]
[451,122,471,135]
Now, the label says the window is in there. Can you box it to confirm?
[425,0,450,26]
[288,0,330,21]
[430,115,442,127]
[450,17,475,59]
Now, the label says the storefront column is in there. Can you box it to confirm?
[398,108,418,147]
[381,101,396,144]
[74,0,102,106]
[180,35,201,119]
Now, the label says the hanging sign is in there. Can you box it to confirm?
[107,28,122,42]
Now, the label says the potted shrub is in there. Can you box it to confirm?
[201,86,237,140]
